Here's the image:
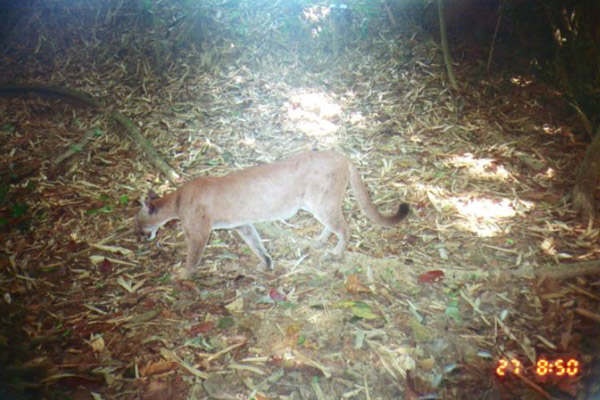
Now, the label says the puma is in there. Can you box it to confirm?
[136,151,409,279]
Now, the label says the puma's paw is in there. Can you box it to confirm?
[175,267,192,281]
[264,255,275,270]
[324,251,344,262]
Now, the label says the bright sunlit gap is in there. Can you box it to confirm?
[285,89,342,143]
[450,196,534,237]
[302,5,330,38]
[420,183,535,237]
[447,153,512,181]
[541,122,566,136]
[510,75,533,87]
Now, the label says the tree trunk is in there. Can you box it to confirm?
[573,124,600,225]
[437,0,459,91]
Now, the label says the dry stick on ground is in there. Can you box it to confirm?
[536,260,600,280]
[382,1,397,27]
[53,128,99,166]
[110,111,180,182]
[0,83,180,183]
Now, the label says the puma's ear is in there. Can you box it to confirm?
[140,192,157,215]
[148,189,159,200]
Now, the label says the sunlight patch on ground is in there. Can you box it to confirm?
[447,153,511,181]
[418,182,535,237]
[285,90,341,141]
[450,196,530,237]
[510,75,533,87]
[541,122,571,138]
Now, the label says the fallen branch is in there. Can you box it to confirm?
[0,83,101,107]
[575,307,600,323]
[0,83,180,183]
[53,128,99,166]
[111,111,181,183]
[537,260,600,280]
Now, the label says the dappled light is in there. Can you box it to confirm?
[450,196,529,237]
[302,5,330,38]
[542,123,563,136]
[448,153,512,181]
[420,179,533,237]
[1,0,599,399]
[510,75,533,87]
[285,90,341,140]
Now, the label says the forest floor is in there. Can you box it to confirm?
[1,5,599,400]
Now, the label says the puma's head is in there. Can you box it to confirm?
[135,189,162,240]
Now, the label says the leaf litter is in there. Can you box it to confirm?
[0,2,599,400]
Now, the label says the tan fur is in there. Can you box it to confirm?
[136,151,409,279]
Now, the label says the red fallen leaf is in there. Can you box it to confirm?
[65,240,82,252]
[99,257,113,274]
[188,321,215,336]
[418,270,445,283]
[269,288,287,301]
[178,280,197,292]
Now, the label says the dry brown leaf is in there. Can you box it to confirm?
[346,274,372,294]
[140,360,179,377]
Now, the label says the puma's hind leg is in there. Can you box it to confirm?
[312,206,350,259]
[315,227,332,248]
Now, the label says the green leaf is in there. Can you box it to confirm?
[410,317,433,342]
[11,203,27,217]
[1,124,15,133]
[70,144,83,153]
[120,195,129,205]
[217,317,234,329]
[87,205,113,215]
[141,0,153,11]
[350,302,378,320]
[93,129,103,137]
[445,302,462,324]
[278,301,295,309]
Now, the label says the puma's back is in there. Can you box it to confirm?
[175,151,350,228]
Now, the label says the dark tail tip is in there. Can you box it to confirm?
[397,203,410,220]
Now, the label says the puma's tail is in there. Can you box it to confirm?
[348,162,409,227]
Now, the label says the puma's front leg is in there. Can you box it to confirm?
[180,211,212,279]
[235,224,273,269]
